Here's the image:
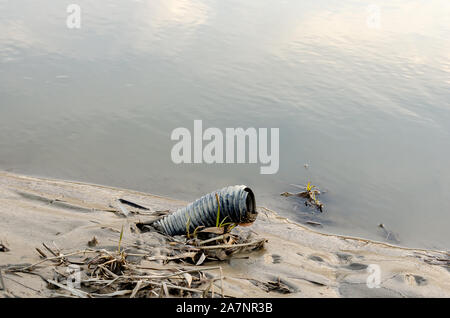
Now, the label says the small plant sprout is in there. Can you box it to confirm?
[281,181,324,212]
[193,225,204,238]
[215,194,237,230]
[117,225,124,254]
[186,214,191,238]
[215,193,221,227]
[219,216,229,227]
[306,181,315,192]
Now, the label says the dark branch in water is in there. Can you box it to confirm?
[118,198,150,210]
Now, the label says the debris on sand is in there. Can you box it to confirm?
[281,182,324,212]
[248,277,293,294]
[5,216,266,298]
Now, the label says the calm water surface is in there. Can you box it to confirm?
[1,0,449,249]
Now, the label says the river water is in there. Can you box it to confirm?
[1,0,449,250]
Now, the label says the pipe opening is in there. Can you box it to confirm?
[244,187,257,223]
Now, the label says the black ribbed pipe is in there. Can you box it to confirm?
[154,185,257,236]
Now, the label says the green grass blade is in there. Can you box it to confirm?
[219,216,229,228]
[117,224,124,254]
[215,193,221,227]
[186,214,191,238]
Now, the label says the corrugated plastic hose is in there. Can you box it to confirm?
[154,185,257,236]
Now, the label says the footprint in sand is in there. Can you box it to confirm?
[336,253,353,263]
[346,263,368,270]
[404,274,427,286]
[271,254,282,264]
[309,255,324,263]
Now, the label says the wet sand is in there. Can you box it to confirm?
[0,171,449,297]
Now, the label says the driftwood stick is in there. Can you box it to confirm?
[47,279,89,298]
[42,243,58,257]
[13,250,97,272]
[193,239,267,250]
[197,234,230,246]
[110,266,221,281]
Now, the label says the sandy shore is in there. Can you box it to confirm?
[0,171,449,297]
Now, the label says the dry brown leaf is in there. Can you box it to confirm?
[196,253,206,266]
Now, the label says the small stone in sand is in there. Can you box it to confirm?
[87,237,98,247]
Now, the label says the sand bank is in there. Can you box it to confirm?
[0,171,449,297]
